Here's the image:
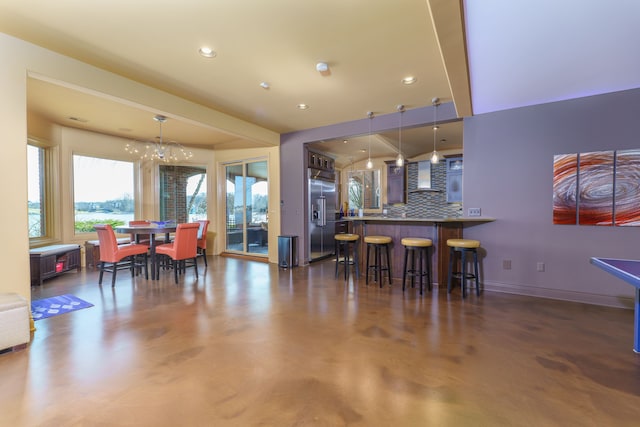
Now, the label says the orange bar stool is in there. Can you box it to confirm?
[335,234,360,280]
[364,235,393,287]
[401,237,433,295]
[447,238,481,298]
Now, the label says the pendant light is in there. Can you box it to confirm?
[395,104,405,167]
[366,111,374,169]
[430,97,442,164]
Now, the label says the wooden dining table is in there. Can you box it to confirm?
[115,224,176,280]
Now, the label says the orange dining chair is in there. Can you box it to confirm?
[155,222,200,284]
[94,224,149,287]
[196,219,210,266]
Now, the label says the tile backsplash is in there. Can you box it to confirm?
[384,160,462,218]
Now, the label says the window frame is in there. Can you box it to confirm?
[28,137,60,247]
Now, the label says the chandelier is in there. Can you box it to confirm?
[125,115,194,163]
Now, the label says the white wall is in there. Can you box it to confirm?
[463,88,640,308]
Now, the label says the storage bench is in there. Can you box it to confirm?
[0,293,30,353]
[85,238,130,269]
[30,244,81,286]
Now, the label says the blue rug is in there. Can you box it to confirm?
[31,294,94,320]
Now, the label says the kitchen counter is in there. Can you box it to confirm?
[341,216,495,286]
[342,216,495,223]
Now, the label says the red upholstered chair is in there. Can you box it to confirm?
[94,224,149,287]
[196,219,210,266]
[155,223,200,284]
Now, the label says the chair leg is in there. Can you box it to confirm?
[447,247,454,293]
[203,249,208,266]
[194,257,199,278]
[174,260,179,284]
[99,262,105,285]
[112,261,118,287]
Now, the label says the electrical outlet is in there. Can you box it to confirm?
[468,207,481,217]
[503,260,512,270]
[537,262,545,272]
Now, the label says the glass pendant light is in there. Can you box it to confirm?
[366,111,374,169]
[395,104,405,167]
[430,97,442,164]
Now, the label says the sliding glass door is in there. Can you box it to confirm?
[225,160,268,255]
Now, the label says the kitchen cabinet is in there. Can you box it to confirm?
[446,157,463,203]
[385,161,406,204]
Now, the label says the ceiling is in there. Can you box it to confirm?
[3,1,639,168]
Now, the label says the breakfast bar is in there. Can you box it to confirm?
[344,216,495,286]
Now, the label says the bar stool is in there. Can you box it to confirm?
[364,235,393,287]
[335,234,360,280]
[401,237,433,295]
[447,238,481,298]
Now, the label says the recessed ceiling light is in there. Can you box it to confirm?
[260,82,270,89]
[297,104,309,110]
[343,140,348,144]
[198,47,216,58]
[402,76,417,85]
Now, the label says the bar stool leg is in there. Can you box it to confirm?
[344,244,350,280]
[461,250,467,298]
[365,244,371,285]
[474,249,480,296]
[426,247,432,292]
[376,245,382,287]
[418,248,424,295]
[354,240,360,277]
[335,241,340,279]
[447,247,455,293]
[402,247,409,291]
[385,244,392,285]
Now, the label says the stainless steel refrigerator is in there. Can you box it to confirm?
[309,168,337,261]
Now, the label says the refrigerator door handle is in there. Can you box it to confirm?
[318,197,326,226]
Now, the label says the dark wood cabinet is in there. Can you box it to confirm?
[385,161,406,204]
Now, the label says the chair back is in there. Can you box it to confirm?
[129,220,151,244]
[173,223,200,259]
[197,220,210,250]
[94,224,119,262]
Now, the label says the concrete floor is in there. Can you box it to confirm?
[1,256,639,426]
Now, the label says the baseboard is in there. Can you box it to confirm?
[482,280,634,309]
[220,252,269,263]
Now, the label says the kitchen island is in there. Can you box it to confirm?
[343,216,495,286]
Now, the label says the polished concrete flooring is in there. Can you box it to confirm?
[1,256,639,426]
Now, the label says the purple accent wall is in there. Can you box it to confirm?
[280,103,457,264]
[463,88,640,307]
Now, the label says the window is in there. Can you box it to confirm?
[348,169,381,210]
[27,144,46,238]
[73,155,135,233]
[158,165,207,223]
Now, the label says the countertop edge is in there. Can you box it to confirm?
[340,217,495,223]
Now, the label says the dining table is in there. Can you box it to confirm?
[590,257,640,353]
[115,223,177,280]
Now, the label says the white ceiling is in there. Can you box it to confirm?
[2,1,639,167]
[465,0,640,115]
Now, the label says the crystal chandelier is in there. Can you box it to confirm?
[125,115,194,163]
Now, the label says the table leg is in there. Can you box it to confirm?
[634,288,639,353]
[150,234,157,280]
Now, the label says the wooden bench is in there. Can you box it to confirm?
[85,238,130,269]
[30,244,81,286]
